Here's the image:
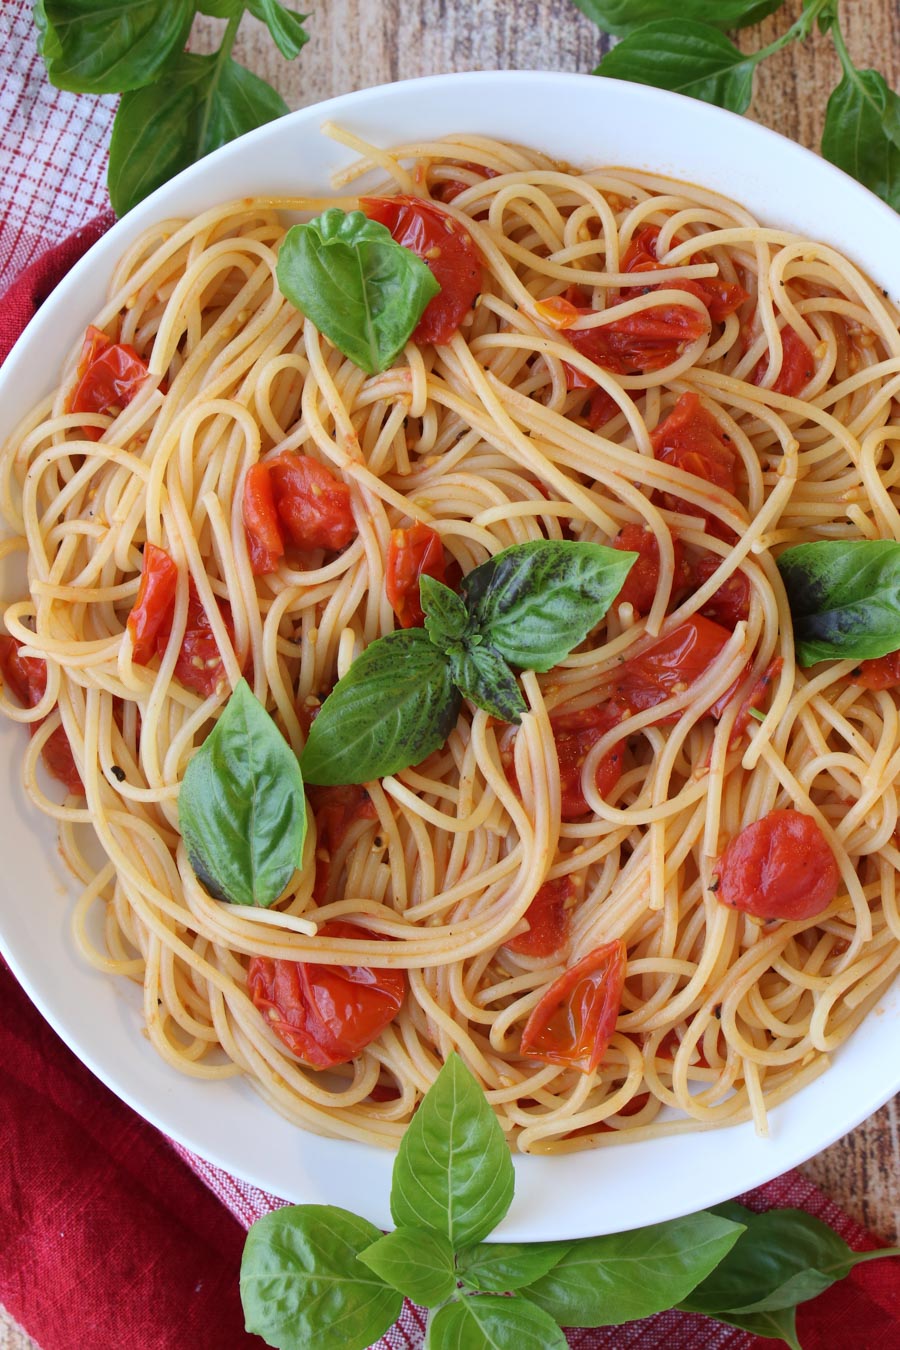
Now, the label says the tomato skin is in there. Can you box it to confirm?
[361,195,482,345]
[520,939,627,1073]
[247,920,407,1069]
[725,656,783,746]
[752,325,815,397]
[611,523,690,617]
[309,784,378,900]
[242,463,285,576]
[564,302,708,381]
[155,584,234,699]
[549,702,626,818]
[128,544,179,665]
[505,876,575,957]
[0,635,82,793]
[267,452,356,552]
[68,325,152,441]
[690,553,751,628]
[621,226,748,324]
[614,615,732,723]
[385,523,447,628]
[432,161,499,204]
[651,392,738,501]
[717,809,840,922]
[852,650,900,690]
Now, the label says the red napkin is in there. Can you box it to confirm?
[2,221,900,1350]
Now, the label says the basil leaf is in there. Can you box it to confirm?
[391,1052,514,1250]
[276,209,441,375]
[357,1227,456,1307]
[249,0,310,59]
[710,1305,802,1350]
[776,539,900,665]
[448,643,528,723]
[572,0,784,37]
[198,0,244,15]
[108,52,288,215]
[460,540,636,672]
[35,0,193,94]
[456,1241,570,1293]
[178,679,306,908]
[526,1211,745,1327]
[421,575,469,650]
[240,1204,402,1350]
[426,1296,568,1350]
[595,20,757,113]
[300,630,460,786]
[821,67,900,210]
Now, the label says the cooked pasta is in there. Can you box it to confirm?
[3,130,900,1154]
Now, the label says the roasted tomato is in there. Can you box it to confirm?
[560,295,709,382]
[247,920,407,1069]
[267,452,356,552]
[67,324,152,441]
[504,876,575,957]
[362,195,482,344]
[520,939,627,1073]
[725,656,784,746]
[549,702,626,818]
[716,809,840,922]
[127,544,179,664]
[690,553,751,628]
[309,784,378,900]
[752,324,815,397]
[611,523,690,617]
[155,584,235,699]
[0,635,82,792]
[432,161,499,204]
[614,615,733,724]
[386,523,447,628]
[651,392,738,508]
[852,650,900,690]
[620,225,748,324]
[242,462,285,576]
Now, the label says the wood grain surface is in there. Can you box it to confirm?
[3,4,900,1347]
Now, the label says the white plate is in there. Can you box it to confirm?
[2,71,899,1241]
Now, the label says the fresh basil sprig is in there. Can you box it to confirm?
[34,0,308,215]
[239,1053,898,1349]
[777,539,900,666]
[572,0,783,36]
[178,678,306,906]
[276,209,441,375]
[300,539,636,786]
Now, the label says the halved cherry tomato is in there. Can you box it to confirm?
[128,544,179,665]
[752,324,815,397]
[385,523,447,628]
[0,635,82,792]
[520,939,627,1073]
[651,392,738,504]
[549,702,626,818]
[432,161,499,204]
[242,463,285,576]
[247,920,407,1069]
[267,452,356,552]
[504,876,575,957]
[690,553,750,628]
[563,300,709,381]
[362,195,482,344]
[620,226,748,324]
[716,809,840,921]
[68,324,152,441]
[155,584,235,699]
[851,650,900,690]
[614,615,732,724]
[611,523,690,617]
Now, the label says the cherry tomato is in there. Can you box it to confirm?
[620,226,748,324]
[247,920,407,1069]
[155,584,235,699]
[128,544,179,665]
[0,635,82,793]
[242,462,285,576]
[716,809,840,921]
[549,702,626,818]
[690,552,750,628]
[267,452,356,552]
[651,392,738,503]
[614,615,732,724]
[752,324,815,396]
[385,523,447,628]
[362,195,482,344]
[432,161,499,204]
[504,876,575,957]
[520,939,627,1073]
[585,386,621,429]
[563,300,709,381]
[68,324,152,441]
[611,523,690,617]
[309,784,378,900]
[851,650,900,690]
[724,656,783,746]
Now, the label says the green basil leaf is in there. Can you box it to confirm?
[36,0,193,94]
[448,644,528,723]
[108,52,288,215]
[572,0,784,37]
[421,575,469,650]
[276,209,441,375]
[357,1227,456,1307]
[425,1296,568,1350]
[178,679,306,907]
[300,630,460,785]
[249,0,310,59]
[198,0,244,15]
[456,1241,570,1293]
[526,1211,745,1327]
[710,1304,802,1350]
[240,1204,402,1350]
[776,539,900,665]
[460,540,636,672]
[821,67,900,209]
[595,19,757,113]
[391,1052,514,1250]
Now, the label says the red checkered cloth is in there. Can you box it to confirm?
[3,5,900,1348]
